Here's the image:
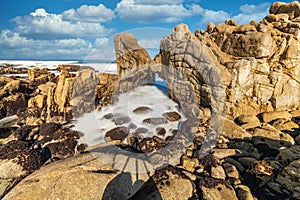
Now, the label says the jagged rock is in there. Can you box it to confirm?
[222,119,252,140]
[27,68,48,81]
[114,32,152,77]
[37,82,56,95]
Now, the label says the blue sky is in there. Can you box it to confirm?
[0,0,291,60]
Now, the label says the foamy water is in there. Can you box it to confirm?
[73,85,185,147]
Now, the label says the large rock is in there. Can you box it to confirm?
[114,32,152,77]
[3,150,150,200]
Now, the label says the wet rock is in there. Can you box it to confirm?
[156,127,166,136]
[162,111,181,122]
[132,106,153,114]
[139,136,168,153]
[276,145,300,165]
[142,117,168,125]
[238,157,258,169]
[105,127,129,141]
[112,114,131,125]
[131,166,195,200]
[134,127,148,134]
[235,185,254,200]
[276,159,300,199]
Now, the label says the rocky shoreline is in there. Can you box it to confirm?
[1,1,300,200]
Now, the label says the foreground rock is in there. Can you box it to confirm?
[3,151,150,200]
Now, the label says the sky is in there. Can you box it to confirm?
[0,0,292,61]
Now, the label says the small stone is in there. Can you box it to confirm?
[142,117,168,125]
[134,127,148,134]
[156,127,166,136]
[235,185,254,200]
[211,165,226,179]
[162,111,181,122]
[181,156,196,172]
[132,106,153,114]
[128,123,137,129]
[223,162,239,179]
[105,127,129,141]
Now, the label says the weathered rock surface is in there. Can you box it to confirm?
[3,152,150,200]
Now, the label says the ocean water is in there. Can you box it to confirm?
[0,60,118,75]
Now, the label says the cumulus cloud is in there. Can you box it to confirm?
[0,29,96,60]
[116,0,192,23]
[12,8,112,39]
[84,37,116,61]
[197,2,270,27]
[62,4,115,23]
[233,2,271,25]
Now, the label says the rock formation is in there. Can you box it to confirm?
[1,1,300,200]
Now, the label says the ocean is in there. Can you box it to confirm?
[0,60,118,76]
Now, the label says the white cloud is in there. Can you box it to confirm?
[85,37,115,61]
[0,29,98,60]
[134,0,184,5]
[138,38,161,50]
[12,8,112,39]
[233,2,271,24]
[62,4,115,23]
[197,2,270,27]
[198,8,231,26]
[116,0,192,23]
